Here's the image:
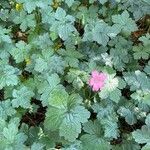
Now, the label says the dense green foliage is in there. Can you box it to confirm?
[0,0,150,149]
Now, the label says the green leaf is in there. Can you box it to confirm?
[110,45,129,71]
[55,7,66,20]
[0,99,16,120]
[0,9,9,21]
[98,0,108,4]
[92,102,116,120]
[34,58,48,73]
[48,87,68,108]
[58,49,83,68]
[92,102,119,139]
[123,70,150,92]
[0,118,27,150]
[112,138,140,150]
[46,73,61,89]
[65,0,75,7]
[13,10,36,31]
[144,96,150,107]
[32,33,53,49]
[48,55,66,74]
[142,143,150,150]
[144,61,150,75]
[58,24,76,41]
[83,21,118,46]
[117,107,137,125]
[0,26,11,43]
[12,86,34,108]
[92,22,109,46]
[17,0,52,13]
[39,73,64,106]
[103,119,119,139]
[59,105,90,142]
[131,90,150,106]
[31,142,44,150]
[99,74,121,103]
[10,41,31,63]
[139,33,150,46]
[132,125,150,144]
[132,114,150,145]
[76,5,99,25]
[44,106,66,131]
[50,7,76,40]
[80,120,111,150]
[65,69,88,89]
[62,140,82,150]
[133,45,150,60]
[40,7,54,24]
[44,94,90,142]
[0,64,19,89]
[109,88,121,103]
[33,53,66,74]
[112,10,137,34]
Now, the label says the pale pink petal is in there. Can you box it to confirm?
[89,70,107,92]
[89,78,95,86]
[92,84,100,91]
[94,83,100,88]
[91,70,99,78]
[99,73,107,80]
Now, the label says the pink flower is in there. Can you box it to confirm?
[89,70,107,92]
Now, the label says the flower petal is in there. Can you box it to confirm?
[99,73,107,80]
[89,78,95,86]
[92,84,100,91]
[91,70,100,78]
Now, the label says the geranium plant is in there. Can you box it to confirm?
[0,0,150,149]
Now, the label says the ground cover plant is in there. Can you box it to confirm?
[0,0,150,149]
